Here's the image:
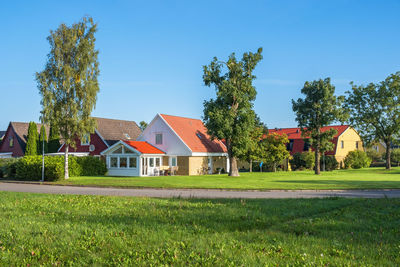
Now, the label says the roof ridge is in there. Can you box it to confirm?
[160,114,202,121]
[93,117,137,123]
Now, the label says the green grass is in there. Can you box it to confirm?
[52,167,400,190]
[0,191,399,265]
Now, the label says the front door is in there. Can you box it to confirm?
[142,157,161,176]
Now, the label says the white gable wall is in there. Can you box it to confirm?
[137,114,192,156]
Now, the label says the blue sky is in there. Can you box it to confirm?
[1,0,400,130]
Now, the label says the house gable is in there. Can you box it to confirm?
[137,114,192,156]
[0,123,24,157]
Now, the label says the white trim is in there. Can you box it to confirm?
[45,152,89,157]
[95,129,110,147]
[57,143,64,152]
[0,152,12,158]
[191,152,228,157]
[101,140,142,155]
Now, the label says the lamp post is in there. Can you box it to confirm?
[41,119,45,182]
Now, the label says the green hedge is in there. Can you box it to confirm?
[0,158,19,178]
[13,156,107,181]
[344,150,372,169]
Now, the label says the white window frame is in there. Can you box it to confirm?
[81,134,90,146]
[169,156,177,167]
[107,145,139,169]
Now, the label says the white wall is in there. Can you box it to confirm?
[138,115,192,156]
[107,167,139,177]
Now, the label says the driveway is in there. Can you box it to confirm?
[1,182,400,198]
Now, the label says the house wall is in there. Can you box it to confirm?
[177,156,190,175]
[335,127,363,163]
[138,115,192,156]
[0,124,24,157]
[59,133,108,156]
[188,156,208,175]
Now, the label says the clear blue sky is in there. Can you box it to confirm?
[1,0,400,130]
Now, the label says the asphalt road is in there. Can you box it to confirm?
[1,182,400,198]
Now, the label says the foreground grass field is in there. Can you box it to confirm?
[53,167,400,190]
[0,192,399,265]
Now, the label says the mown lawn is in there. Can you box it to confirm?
[53,167,400,190]
[0,191,399,265]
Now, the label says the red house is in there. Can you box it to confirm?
[0,122,49,158]
[58,117,142,156]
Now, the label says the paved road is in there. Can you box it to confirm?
[1,182,400,198]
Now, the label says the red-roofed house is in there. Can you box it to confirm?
[269,125,363,163]
[135,114,228,176]
[101,140,165,176]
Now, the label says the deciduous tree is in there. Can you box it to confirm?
[203,48,263,176]
[292,78,346,174]
[48,125,61,153]
[139,121,148,131]
[262,133,290,172]
[345,72,400,169]
[36,17,100,179]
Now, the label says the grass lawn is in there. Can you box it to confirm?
[52,167,400,190]
[0,191,399,265]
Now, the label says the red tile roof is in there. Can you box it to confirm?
[160,114,227,153]
[123,141,165,154]
[269,125,349,139]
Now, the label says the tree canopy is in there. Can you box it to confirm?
[292,78,346,174]
[48,125,61,153]
[262,133,290,172]
[36,17,100,179]
[139,121,148,131]
[345,72,400,169]
[202,48,263,176]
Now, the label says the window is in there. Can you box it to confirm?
[9,137,13,147]
[303,140,310,151]
[287,139,294,151]
[170,156,177,167]
[129,157,137,168]
[156,158,160,167]
[112,146,123,154]
[196,133,202,139]
[81,134,90,146]
[341,141,344,149]
[110,157,118,168]
[119,157,127,168]
[156,133,163,145]
[149,158,154,167]
[356,141,359,149]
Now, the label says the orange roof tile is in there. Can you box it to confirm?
[268,125,349,139]
[160,114,227,153]
[123,141,165,154]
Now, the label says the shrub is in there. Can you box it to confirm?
[320,155,338,171]
[14,155,107,181]
[0,158,19,178]
[390,148,400,166]
[290,152,315,171]
[366,148,383,162]
[344,150,371,169]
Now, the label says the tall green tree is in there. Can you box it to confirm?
[36,17,100,179]
[25,122,38,156]
[345,72,400,169]
[48,125,61,153]
[292,78,346,175]
[38,124,48,154]
[203,48,263,176]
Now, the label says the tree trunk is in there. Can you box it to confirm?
[249,159,253,172]
[315,146,321,175]
[64,146,69,179]
[229,156,239,176]
[385,140,391,170]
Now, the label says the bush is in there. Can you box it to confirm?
[290,152,315,171]
[344,150,371,169]
[14,155,107,181]
[320,155,339,171]
[391,148,400,166]
[366,148,383,163]
[0,158,19,178]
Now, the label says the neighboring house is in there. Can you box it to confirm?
[269,125,363,163]
[58,117,142,156]
[102,114,229,176]
[0,131,5,147]
[0,122,49,158]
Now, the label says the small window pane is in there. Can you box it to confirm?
[124,148,134,154]
[110,157,118,168]
[171,157,177,167]
[113,146,123,154]
[341,141,344,149]
[129,157,137,168]
[81,134,90,145]
[120,157,127,168]
[149,158,154,167]
[9,137,14,147]
[156,158,160,167]
[156,134,163,144]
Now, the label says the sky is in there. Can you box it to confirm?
[1,0,400,130]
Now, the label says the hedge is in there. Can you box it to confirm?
[0,158,19,178]
[13,156,107,181]
[344,150,372,169]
